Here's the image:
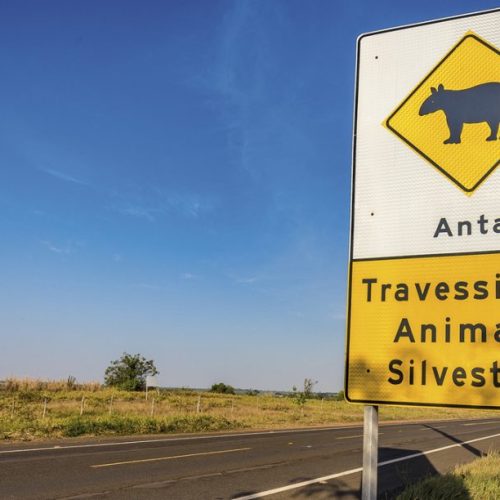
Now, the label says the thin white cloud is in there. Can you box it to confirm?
[130,283,164,290]
[225,272,271,295]
[166,193,212,219]
[235,276,259,284]
[112,190,215,222]
[181,273,197,280]
[115,205,158,222]
[38,167,89,186]
[40,240,73,255]
[330,312,346,321]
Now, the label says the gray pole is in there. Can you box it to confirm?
[362,405,379,500]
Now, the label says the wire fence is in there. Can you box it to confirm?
[0,391,346,424]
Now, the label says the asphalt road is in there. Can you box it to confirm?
[1,417,499,499]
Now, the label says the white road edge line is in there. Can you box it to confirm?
[232,432,500,500]
[0,426,363,455]
[463,421,498,426]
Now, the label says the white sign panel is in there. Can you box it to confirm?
[353,9,499,260]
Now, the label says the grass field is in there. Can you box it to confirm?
[397,451,500,499]
[0,378,496,441]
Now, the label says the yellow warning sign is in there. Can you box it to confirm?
[386,33,500,193]
[346,252,500,408]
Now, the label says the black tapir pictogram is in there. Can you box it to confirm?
[419,82,500,144]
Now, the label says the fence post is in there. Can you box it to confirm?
[42,398,47,419]
[150,397,155,417]
[109,395,113,416]
[80,396,85,416]
[196,394,201,414]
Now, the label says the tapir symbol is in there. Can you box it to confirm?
[419,82,500,144]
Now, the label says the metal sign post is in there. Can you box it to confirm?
[361,405,378,500]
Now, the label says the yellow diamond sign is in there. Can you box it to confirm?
[386,32,500,193]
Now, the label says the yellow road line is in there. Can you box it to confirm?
[91,447,251,468]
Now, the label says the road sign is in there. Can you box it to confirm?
[346,9,500,409]
[146,375,158,388]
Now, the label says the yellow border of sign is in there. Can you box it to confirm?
[384,31,499,194]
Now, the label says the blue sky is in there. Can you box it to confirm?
[1,1,497,391]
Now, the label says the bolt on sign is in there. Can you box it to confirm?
[346,9,499,409]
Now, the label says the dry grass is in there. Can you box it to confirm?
[0,378,496,441]
[2,377,101,392]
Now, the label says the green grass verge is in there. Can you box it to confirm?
[397,452,500,500]
[62,414,240,437]
[0,415,243,440]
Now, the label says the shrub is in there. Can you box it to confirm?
[210,383,235,394]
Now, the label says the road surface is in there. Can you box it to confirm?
[1,417,499,499]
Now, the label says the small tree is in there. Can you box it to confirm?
[210,382,235,394]
[104,353,158,391]
[291,378,318,416]
[292,385,307,410]
[303,378,318,398]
